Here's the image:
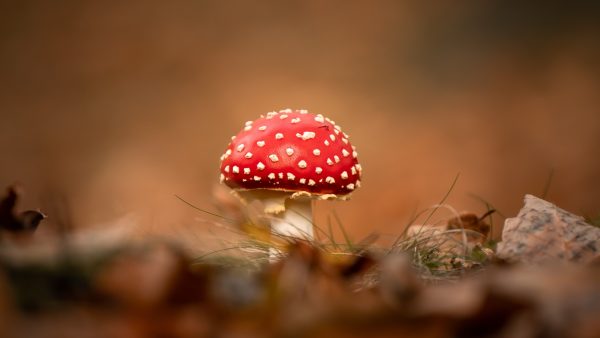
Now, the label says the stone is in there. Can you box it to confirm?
[497,194,600,264]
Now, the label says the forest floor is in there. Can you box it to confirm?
[0,185,598,338]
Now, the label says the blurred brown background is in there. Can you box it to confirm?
[1,0,599,246]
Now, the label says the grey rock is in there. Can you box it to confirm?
[497,194,600,264]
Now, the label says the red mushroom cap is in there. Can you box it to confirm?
[219,109,362,196]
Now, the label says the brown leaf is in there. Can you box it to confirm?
[0,185,46,233]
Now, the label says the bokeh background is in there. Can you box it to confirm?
[1,1,599,247]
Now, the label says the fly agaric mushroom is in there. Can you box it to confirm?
[219,109,362,244]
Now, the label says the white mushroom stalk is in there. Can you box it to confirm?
[237,190,316,239]
[237,189,347,259]
[253,191,314,240]
[271,198,314,239]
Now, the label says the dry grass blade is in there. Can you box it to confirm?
[390,173,460,249]
[174,194,237,223]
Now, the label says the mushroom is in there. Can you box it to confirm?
[219,109,362,250]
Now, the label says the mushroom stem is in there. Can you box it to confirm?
[271,198,314,240]
[269,198,313,261]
